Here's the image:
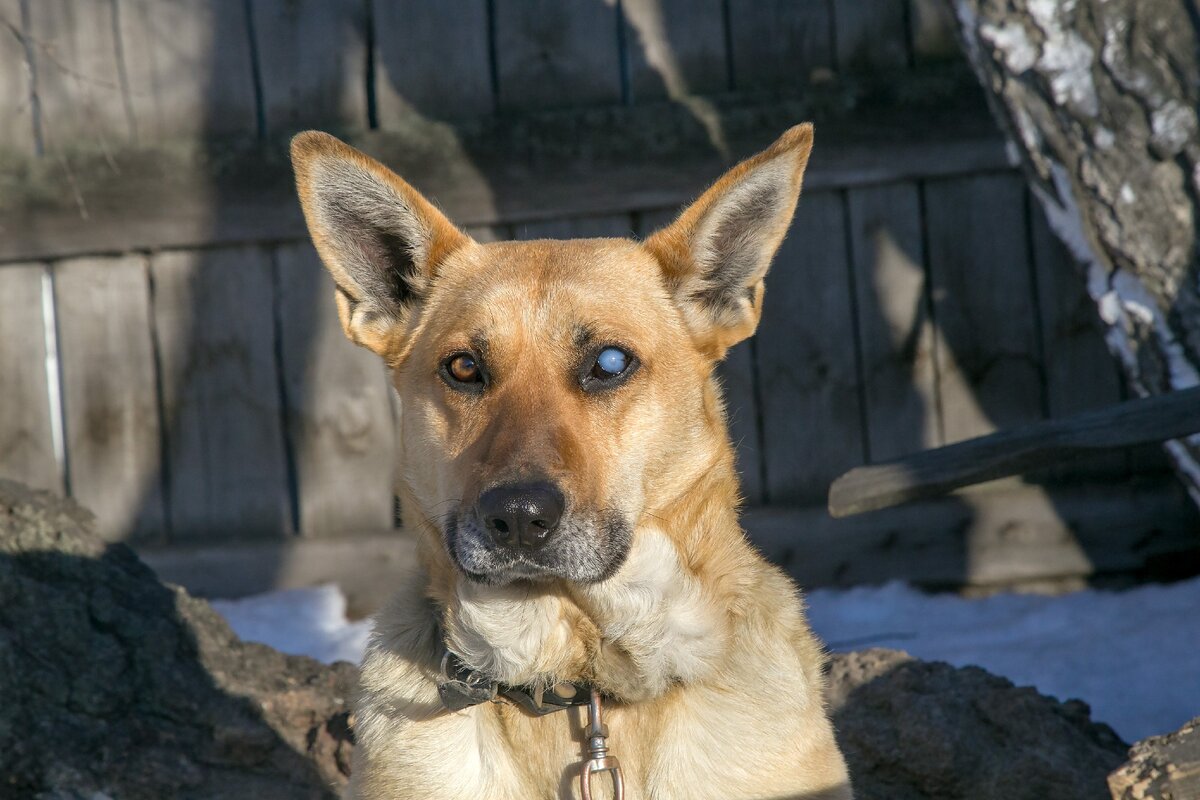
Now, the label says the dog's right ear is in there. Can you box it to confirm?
[291,131,470,358]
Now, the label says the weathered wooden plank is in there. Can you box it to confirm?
[151,247,290,539]
[0,0,35,156]
[829,385,1200,517]
[251,0,368,134]
[833,0,911,72]
[757,190,864,505]
[54,255,163,543]
[640,207,764,504]
[726,0,834,90]
[909,0,963,63]
[372,0,492,123]
[924,174,1044,444]
[621,0,728,101]
[515,213,633,240]
[274,242,394,537]
[118,0,257,140]
[1029,194,1127,480]
[493,0,622,110]
[28,0,130,147]
[847,183,940,462]
[0,264,60,493]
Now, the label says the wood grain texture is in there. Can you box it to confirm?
[493,0,622,110]
[118,0,257,140]
[0,0,35,156]
[829,385,1200,517]
[847,183,940,462]
[54,255,163,543]
[151,247,290,539]
[756,190,864,505]
[274,242,395,537]
[726,0,833,90]
[924,174,1044,444]
[621,0,728,101]
[0,264,60,493]
[251,0,368,134]
[640,206,764,504]
[372,0,492,123]
[27,0,130,147]
[833,0,910,71]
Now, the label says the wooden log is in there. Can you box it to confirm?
[950,0,1200,504]
[274,242,395,537]
[757,190,865,505]
[829,385,1200,517]
[53,255,164,543]
[250,0,368,134]
[492,0,622,110]
[151,247,291,539]
[0,264,60,494]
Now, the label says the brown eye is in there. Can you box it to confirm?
[444,353,483,387]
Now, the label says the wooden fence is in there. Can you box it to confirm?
[1,0,1196,594]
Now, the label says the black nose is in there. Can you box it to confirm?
[477,482,565,550]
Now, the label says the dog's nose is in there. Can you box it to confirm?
[478,482,565,550]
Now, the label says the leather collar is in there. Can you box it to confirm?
[437,649,595,716]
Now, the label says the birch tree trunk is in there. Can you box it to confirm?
[950,0,1200,504]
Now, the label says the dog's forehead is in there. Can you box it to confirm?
[426,237,678,343]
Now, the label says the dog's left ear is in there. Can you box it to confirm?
[645,123,813,359]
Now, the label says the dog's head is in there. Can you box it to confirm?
[291,127,812,586]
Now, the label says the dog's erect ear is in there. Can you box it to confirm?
[645,123,813,358]
[291,131,470,358]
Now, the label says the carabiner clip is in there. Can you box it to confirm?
[579,689,625,800]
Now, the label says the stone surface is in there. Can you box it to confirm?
[0,480,355,799]
[1108,716,1200,800]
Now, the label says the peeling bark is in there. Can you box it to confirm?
[951,0,1200,503]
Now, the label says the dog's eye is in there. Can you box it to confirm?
[582,346,637,392]
[442,353,484,391]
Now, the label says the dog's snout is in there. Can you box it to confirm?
[478,482,565,550]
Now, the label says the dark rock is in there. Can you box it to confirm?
[0,480,354,800]
[1108,716,1200,799]
[828,648,1128,799]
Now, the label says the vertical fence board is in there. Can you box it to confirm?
[640,207,764,504]
[493,0,621,111]
[0,0,35,156]
[757,191,863,505]
[275,243,395,536]
[515,214,634,240]
[252,0,367,134]
[925,174,1044,444]
[622,0,728,101]
[909,0,961,63]
[118,0,257,140]
[847,183,940,462]
[151,247,290,539]
[1030,197,1127,480]
[28,0,130,148]
[726,0,833,90]
[833,0,910,72]
[0,264,60,493]
[372,0,492,123]
[54,255,163,542]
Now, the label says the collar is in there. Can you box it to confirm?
[436,649,596,716]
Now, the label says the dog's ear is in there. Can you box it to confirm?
[645,124,813,358]
[291,131,470,358]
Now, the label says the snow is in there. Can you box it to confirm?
[213,576,1200,744]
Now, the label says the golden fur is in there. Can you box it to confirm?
[291,124,852,799]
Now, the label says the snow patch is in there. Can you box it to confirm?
[211,584,371,665]
[980,21,1037,72]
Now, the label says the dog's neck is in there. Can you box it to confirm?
[429,454,752,703]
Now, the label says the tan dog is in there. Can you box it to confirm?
[291,125,852,800]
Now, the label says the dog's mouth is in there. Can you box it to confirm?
[444,509,632,586]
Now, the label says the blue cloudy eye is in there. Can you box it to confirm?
[593,347,628,378]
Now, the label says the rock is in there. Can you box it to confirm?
[0,480,355,800]
[1108,716,1200,799]
[827,648,1128,800]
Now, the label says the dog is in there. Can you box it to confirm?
[291,124,852,800]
